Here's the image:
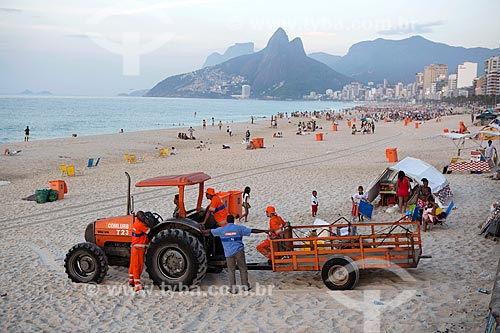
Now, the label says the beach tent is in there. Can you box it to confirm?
[366,157,453,209]
[426,132,483,157]
[480,118,500,140]
[476,110,499,126]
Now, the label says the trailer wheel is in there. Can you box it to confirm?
[146,229,207,291]
[64,242,108,284]
[321,256,359,290]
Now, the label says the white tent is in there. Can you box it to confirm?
[366,157,453,209]
[426,132,483,157]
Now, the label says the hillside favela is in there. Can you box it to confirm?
[1,1,500,333]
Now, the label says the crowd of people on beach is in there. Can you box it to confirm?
[290,104,461,124]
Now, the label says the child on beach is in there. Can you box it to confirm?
[240,186,251,222]
[351,186,367,222]
[311,190,318,217]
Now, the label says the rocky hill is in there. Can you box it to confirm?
[146,28,351,99]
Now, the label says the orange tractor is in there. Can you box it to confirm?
[64,172,232,290]
[65,172,427,291]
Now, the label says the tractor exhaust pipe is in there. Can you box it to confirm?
[125,172,131,215]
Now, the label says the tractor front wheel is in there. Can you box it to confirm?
[64,242,108,283]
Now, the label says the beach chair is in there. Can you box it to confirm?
[159,148,168,157]
[124,154,130,162]
[129,154,137,163]
[67,165,75,177]
[137,153,146,162]
[434,201,454,228]
[60,164,67,176]
[86,158,94,168]
[94,158,100,167]
[67,165,84,176]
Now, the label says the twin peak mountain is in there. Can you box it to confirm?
[147,28,497,100]
[146,28,351,100]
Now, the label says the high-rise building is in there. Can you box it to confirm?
[483,56,500,95]
[457,62,477,88]
[448,73,457,93]
[395,82,404,98]
[423,64,448,94]
[475,76,485,95]
[241,85,251,98]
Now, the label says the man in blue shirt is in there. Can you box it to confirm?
[205,215,268,293]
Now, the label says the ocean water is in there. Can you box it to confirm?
[0,96,356,143]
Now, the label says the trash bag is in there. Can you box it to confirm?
[385,204,399,214]
[35,189,50,204]
[47,189,59,202]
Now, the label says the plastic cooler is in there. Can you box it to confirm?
[315,133,323,141]
[332,124,338,131]
[228,190,242,218]
[49,180,68,200]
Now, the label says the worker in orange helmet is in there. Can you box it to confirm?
[128,211,150,292]
[201,187,228,228]
[256,206,287,264]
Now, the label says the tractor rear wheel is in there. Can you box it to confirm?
[321,256,359,290]
[64,242,108,283]
[146,229,207,291]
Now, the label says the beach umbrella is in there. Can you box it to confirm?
[480,121,500,140]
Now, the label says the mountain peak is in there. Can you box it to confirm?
[290,37,306,56]
[266,27,289,48]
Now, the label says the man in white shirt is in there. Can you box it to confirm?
[485,140,497,168]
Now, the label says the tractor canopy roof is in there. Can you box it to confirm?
[135,172,211,187]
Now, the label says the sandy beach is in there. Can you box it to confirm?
[1,112,499,332]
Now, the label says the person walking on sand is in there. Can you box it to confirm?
[311,190,318,217]
[396,170,411,214]
[188,126,195,139]
[211,117,214,127]
[240,186,251,222]
[218,121,222,131]
[24,126,30,142]
[202,119,206,130]
[204,215,268,293]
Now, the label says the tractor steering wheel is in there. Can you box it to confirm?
[153,213,163,222]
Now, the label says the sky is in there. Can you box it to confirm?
[0,0,499,96]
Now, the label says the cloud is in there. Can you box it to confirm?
[65,34,89,39]
[0,7,22,13]
[377,20,445,35]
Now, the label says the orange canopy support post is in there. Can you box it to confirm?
[178,185,186,218]
[196,182,204,213]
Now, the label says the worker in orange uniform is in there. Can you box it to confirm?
[256,206,287,264]
[128,211,150,292]
[201,188,228,228]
